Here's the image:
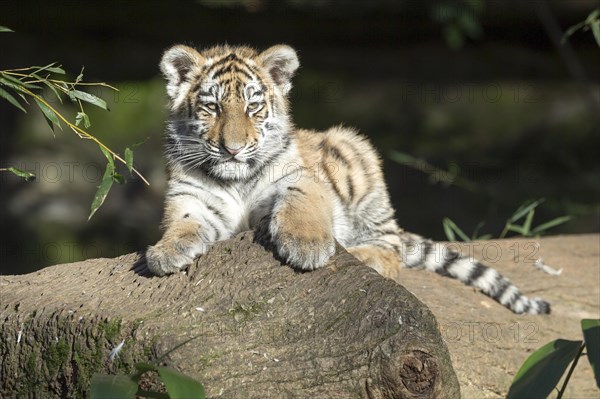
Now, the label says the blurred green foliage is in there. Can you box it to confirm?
[1,0,598,274]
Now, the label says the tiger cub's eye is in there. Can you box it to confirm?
[204,102,219,112]
[246,102,262,113]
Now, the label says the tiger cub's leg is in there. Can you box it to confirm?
[346,244,403,281]
[269,178,336,271]
[146,192,232,276]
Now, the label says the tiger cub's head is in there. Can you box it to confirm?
[160,44,299,181]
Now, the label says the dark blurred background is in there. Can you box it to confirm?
[1,0,599,274]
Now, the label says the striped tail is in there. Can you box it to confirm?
[401,237,551,315]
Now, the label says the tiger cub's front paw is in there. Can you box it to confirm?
[271,220,336,271]
[146,242,190,276]
[146,234,204,276]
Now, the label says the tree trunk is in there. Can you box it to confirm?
[0,231,459,398]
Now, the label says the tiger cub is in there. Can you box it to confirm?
[146,44,550,315]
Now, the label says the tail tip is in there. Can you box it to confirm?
[532,298,551,315]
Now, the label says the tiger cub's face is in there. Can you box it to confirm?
[160,44,299,181]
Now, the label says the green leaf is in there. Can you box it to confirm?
[531,216,571,235]
[75,111,91,129]
[131,362,157,383]
[388,151,416,165]
[0,87,27,112]
[507,339,583,399]
[124,148,133,173]
[31,63,65,76]
[0,26,14,33]
[30,74,64,103]
[157,366,205,399]
[134,362,156,373]
[562,21,586,43]
[76,67,85,83]
[0,75,42,91]
[47,66,66,74]
[5,167,35,181]
[99,146,115,168]
[443,218,456,241]
[34,97,62,132]
[509,199,543,223]
[590,20,600,47]
[70,89,108,110]
[586,8,600,24]
[3,73,44,89]
[442,217,470,242]
[90,374,137,399]
[505,223,526,236]
[521,209,535,236]
[582,319,600,388]
[88,163,115,221]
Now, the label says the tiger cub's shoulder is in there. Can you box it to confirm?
[295,125,383,167]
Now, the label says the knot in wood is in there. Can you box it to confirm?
[399,350,439,397]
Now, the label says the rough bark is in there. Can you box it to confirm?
[0,231,460,398]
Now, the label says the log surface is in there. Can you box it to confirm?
[0,231,460,398]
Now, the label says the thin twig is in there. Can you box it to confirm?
[1,70,119,91]
[18,87,149,185]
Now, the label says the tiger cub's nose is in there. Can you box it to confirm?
[223,144,244,156]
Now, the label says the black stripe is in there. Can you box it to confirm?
[324,165,345,203]
[269,92,276,115]
[340,139,370,177]
[203,217,221,241]
[234,63,256,80]
[324,144,350,167]
[205,53,238,74]
[211,64,234,80]
[491,278,511,301]
[196,88,213,97]
[175,178,204,190]
[376,229,399,236]
[287,186,307,196]
[421,241,433,265]
[176,179,210,192]
[204,203,229,225]
[174,180,227,206]
[537,300,550,314]
[166,191,198,199]
[465,262,487,285]
[211,63,254,81]
[438,251,460,277]
[520,301,530,314]
[346,175,354,200]
[192,78,214,95]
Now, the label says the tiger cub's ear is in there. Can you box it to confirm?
[160,45,204,99]
[258,45,299,94]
